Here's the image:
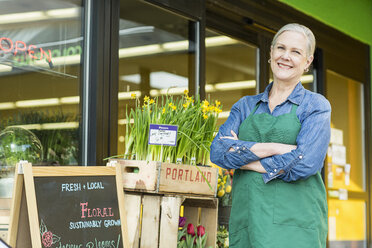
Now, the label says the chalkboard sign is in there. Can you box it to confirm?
[7,162,129,248]
[35,176,122,247]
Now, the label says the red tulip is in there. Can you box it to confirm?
[187,223,195,236]
[197,225,206,237]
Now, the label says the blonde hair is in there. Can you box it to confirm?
[271,23,316,57]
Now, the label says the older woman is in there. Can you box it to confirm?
[210,23,330,248]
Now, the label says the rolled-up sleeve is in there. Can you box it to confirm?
[210,98,260,169]
[260,95,331,183]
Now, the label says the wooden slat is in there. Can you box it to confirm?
[16,188,32,248]
[200,206,218,247]
[140,195,161,248]
[23,163,42,247]
[158,163,218,196]
[115,164,130,248]
[111,160,158,192]
[159,196,182,248]
[124,194,142,248]
[31,166,116,177]
[7,163,24,246]
[182,196,218,208]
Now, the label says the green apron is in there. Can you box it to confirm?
[229,103,328,248]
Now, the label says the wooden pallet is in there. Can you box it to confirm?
[124,192,218,248]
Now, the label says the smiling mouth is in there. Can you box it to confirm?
[277,63,293,69]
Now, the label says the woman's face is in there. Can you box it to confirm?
[270,31,313,84]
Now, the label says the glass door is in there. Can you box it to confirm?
[325,70,367,248]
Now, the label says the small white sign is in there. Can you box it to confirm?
[339,188,348,200]
[330,128,343,145]
[331,144,346,166]
[148,124,178,146]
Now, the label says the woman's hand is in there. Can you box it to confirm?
[220,130,239,151]
[220,130,238,140]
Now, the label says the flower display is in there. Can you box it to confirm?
[216,225,229,248]
[217,169,233,206]
[179,217,187,228]
[187,223,195,237]
[121,91,222,166]
[197,225,205,237]
[177,217,210,248]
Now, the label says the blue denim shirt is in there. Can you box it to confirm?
[210,82,331,183]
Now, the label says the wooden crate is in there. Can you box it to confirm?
[108,159,218,197]
[124,192,218,248]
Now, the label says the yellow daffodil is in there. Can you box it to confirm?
[184,89,189,95]
[203,114,208,119]
[215,100,221,106]
[171,105,177,111]
[202,100,209,107]
[149,99,155,104]
[144,96,149,103]
[131,93,136,99]
[187,96,194,103]
[162,108,166,114]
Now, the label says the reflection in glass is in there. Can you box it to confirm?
[118,0,191,154]
[326,70,366,247]
[326,71,365,192]
[0,0,83,167]
[205,30,257,125]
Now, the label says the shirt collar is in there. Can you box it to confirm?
[258,81,305,105]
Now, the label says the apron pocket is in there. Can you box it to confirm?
[273,180,316,229]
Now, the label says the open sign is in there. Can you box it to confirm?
[0,37,52,63]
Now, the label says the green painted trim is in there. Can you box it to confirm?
[279,0,372,45]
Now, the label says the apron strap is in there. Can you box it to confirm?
[250,103,260,116]
[290,104,298,114]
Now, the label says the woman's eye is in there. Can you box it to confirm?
[277,46,284,50]
[293,50,301,55]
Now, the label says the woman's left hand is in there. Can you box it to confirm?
[220,130,238,140]
[220,130,239,151]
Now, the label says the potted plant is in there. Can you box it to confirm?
[109,90,223,196]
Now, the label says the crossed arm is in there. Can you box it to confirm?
[210,94,331,182]
[221,130,296,173]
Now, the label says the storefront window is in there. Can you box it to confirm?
[326,71,365,192]
[205,30,257,125]
[0,0,83,239]
[0,1,83,170]
[117,0,192,155]
[326,70,366,247]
